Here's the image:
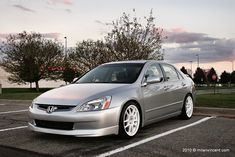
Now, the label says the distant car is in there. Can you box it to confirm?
[28,60,195,138]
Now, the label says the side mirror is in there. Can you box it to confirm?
[142,76,162,86]
[147,76,162,84]
[72,77,79,83]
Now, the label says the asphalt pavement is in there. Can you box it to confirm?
[0,100,234,157]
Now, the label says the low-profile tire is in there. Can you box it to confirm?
[181,94,194,119]
[119,102,141,138]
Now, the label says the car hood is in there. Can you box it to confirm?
[34,83,128,106]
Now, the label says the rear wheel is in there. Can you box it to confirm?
[181,95,194,119]
[119,102,140,138]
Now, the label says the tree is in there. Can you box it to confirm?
[207,67,218,83]
[70,10,165,73]
[105,10,164,61]
[69,40,110,73]
[180,66,188,75]
[193,67,207,84]
[220,71,231,84]
[0,31,63,91]
[62,67,76,83]
[62,58,80,83]
[231,71,235,84]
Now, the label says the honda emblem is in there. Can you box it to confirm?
[46,106,57,113]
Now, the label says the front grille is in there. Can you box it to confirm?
[37,104,75,111]
[35,120,74,130]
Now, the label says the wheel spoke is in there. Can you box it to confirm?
[124,119,129,123]
[124,123,130,128]
[130,125,133,133]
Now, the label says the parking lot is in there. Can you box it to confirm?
[0,100,234,157]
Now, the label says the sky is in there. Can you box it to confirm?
[0,0,235,79]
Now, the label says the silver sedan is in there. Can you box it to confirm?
[28,60,195,138]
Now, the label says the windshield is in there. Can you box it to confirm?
[77,63,144,84]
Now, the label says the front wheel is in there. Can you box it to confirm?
[181,95,194,119]
[119,102,141,138]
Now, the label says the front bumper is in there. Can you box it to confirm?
[28,106,121,137]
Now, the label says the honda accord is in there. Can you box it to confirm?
[28,60,195,138]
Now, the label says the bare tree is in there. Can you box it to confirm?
[71,10,164,73]
[105,10,164,60]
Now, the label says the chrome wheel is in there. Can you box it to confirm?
[123,105,140,136]
[185,96,193,118]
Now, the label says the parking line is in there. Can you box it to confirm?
[0,126,28,132]
[0,104,5,106]
[0,109,28,115]
[96,116,214,157]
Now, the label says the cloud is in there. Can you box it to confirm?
[13,4,36,12]
[47,0,73,5]
[164,28,216,43]
[63,0,73,5]
[42,33,61,39]
[65,8,71,13]
[94,20,112,26]
[163,28,235,63]
[46,0,73,13]
[94,20,105,25]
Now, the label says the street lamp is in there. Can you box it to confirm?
[64,36,67,58]
[196,54,199,68]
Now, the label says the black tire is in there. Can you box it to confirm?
[119,102,141,138]
[181,94,194,119]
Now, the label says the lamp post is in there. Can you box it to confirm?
[64,37,67,85]
[64,36,67,58]
[196,54,199,68]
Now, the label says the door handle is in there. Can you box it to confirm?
[181,82,186,87]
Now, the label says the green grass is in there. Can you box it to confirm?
[196,85,235,90]
[196,93,235,108]
[0,88,52,100]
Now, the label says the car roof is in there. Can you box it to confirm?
[103,60,165,65]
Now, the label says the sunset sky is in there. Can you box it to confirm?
[0,0,235,76]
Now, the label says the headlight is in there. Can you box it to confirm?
[77,96,111,112]
[30,103,34,109]
[30,99,36,109]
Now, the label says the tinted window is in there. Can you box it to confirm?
[161,64,179,81]
[77,63,144,84]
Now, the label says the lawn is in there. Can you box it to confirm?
[0,88,51,100]
[196,93,235,108]
[196,85,235,90]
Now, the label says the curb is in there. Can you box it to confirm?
[194,107,235,118]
